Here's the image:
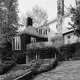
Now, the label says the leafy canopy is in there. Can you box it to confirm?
[0,0,18,45]
[23,5,48,27]
[69,5,80,36]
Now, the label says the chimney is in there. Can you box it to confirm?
[26,17,33,27]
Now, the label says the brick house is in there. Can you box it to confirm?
[12,17,48,63]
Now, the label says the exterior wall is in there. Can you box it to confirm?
[63,32,80,44]
[12,36,21,51]
[37,25,50,37]
[37,25,56,41]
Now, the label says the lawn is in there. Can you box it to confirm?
[33,60,80,80]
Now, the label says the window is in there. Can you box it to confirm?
[31,37,36,43]
[12,36,21,50]
[41,29,42,34]
[39,29,42,35]
[44,29,46,35]
[48,28,50,32]
[68,35,70,38]
[46,29,47,35]
[39,29,40,35]
[67,35,71,44]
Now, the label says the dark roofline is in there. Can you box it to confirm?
[63,30,74,35]
[16,30,48,40]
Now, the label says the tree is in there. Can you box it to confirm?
[26,5,48,27]
[50,36,64,48]
[0,0,18,47]
[0,0,18,62]
[69,5,80,36]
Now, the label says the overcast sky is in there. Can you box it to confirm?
[18,0,76,32]
[18,0,75,20]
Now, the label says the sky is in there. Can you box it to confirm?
[18,0,76,32]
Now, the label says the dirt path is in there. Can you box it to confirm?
[33,60,80,80]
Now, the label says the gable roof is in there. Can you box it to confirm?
[17,26,47,38]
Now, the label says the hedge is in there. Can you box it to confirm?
[58,42,80,60]
[25,45,63,61]
[0,61,16,75]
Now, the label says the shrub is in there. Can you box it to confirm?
[50,35,64,48]
[30,58,58,75]
[58,43,76,60]
[0,47,12,61]
[0,59,57,80]
[25,45,60,60]
[0,61,16,75]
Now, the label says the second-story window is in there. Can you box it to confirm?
[46,29,47,35]
[39,29,42,35]
[48,28,50,32]
[41,29,42,34]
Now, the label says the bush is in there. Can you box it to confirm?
[51,35,64,48]
[34,59,57,74]
[30,58,58,75]
[0,59,57,80]
[0,61,16,75]
[58,43,80,60]
[25,45,60,60]
[0,47,12,61]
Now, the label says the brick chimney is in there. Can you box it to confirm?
[26,17,33,27]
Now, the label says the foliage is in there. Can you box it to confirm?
[58,44,75,60]
[30,59,57,74]
[50,35,64,48]
[0,59,57,80]
[0,60,16,75]
[69,5,80,36]
[22,5,48,27]
[58,42,80,61]
[25,42,63,61]
[0,0,18,46]
[32,5,48,27]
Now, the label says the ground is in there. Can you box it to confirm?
[33,60,80,80]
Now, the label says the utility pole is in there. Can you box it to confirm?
[56,0,64,35]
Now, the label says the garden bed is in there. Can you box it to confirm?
[0,58,57,80]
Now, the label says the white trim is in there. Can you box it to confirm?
[13,36,21,50]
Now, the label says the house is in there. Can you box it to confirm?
[62,29,80,44]
[36,21,57,41]
[12,17,48,63]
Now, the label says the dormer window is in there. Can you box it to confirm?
[39,29,42,35]
[48,28,50,32]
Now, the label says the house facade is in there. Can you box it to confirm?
[36,21,56,41]
[12,25,48,63]
[12,25,48,52]
[63,30,80,44]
